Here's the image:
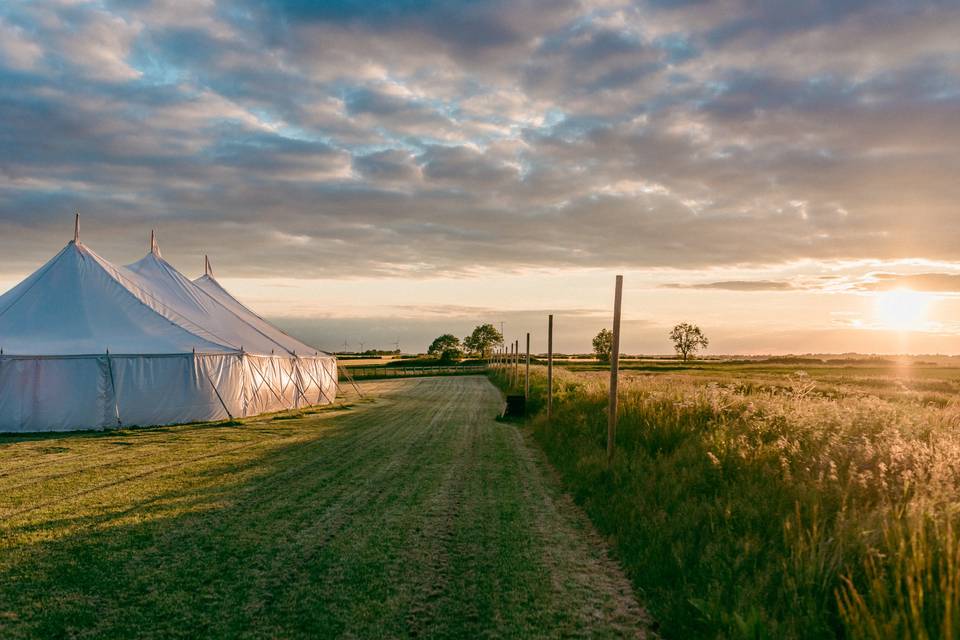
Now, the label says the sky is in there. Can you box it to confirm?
[1,0,959,354]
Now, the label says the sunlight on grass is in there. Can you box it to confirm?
[490,363,960,638]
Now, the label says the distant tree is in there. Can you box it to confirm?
[427,334,463,363]
[592,328,614,363]
[463,324,503,358]
[669,323,709,362]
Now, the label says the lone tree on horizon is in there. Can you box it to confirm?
[592,328,613,363]
[427,334,463,363]
[669,323,709,362]
[463,323,503,358]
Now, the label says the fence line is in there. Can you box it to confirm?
[340,364,488,380]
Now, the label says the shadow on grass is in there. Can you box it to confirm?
[0,401,359,446]
[0,405,411,639]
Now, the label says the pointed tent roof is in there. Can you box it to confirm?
[193,255,323,356]
[126,237,314,356]
[0,240,231,356]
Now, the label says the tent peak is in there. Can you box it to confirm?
[72,212,79,244]
[204,255,213,277]
[150,229,161,257]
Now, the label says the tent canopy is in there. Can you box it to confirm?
[192,257,319,356]
[0,230,336,432]
[0,236,328,358]
[0,241,229,355]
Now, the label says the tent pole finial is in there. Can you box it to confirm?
[204,254,212,277]
[150,229,161,257]
[74,212,79,243]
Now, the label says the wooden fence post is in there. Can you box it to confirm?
[547,314,553,422]
[607,275,623,465]
[525,332,530,401]
[514,339,519,386]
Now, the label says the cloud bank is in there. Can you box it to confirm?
[0,0,957,280]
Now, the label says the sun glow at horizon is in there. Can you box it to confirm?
[873,289,934,332]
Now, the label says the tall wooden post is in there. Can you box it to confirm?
[607,275,623,465]
[514,339,519,385]
[547,314,553,422]
[525,332,530,401]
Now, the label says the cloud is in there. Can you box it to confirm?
[851,273,960,293]
[352,149,421,183]
[418,145,520,188]
[0,18,43,71]
[663,280,797,291]
[0,0,958,281]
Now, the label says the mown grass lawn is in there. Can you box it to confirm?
[0,376,649,639]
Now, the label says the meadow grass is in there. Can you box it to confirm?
[490,362,960,638]
[0,377,648,639]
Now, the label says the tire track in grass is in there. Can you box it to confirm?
[401,399,479,637]
[235,378,472,636]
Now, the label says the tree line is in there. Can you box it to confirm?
[426,322,709,363]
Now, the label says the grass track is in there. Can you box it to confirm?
[0,376,650,639]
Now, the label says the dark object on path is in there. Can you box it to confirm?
[504,395,526,418]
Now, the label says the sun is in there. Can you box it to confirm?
[873,289,933,331]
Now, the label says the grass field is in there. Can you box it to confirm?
[490,360,960,639]
[0,376,650,639]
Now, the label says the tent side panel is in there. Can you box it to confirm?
[239,355,336,415]
[0,357,108,432]
[110,354,240,426]
[297,356,337,405]
[195,354,245,420]
[0,353,338,433]
[242,355,297,415]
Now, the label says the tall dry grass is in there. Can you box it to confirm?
[490,365,960,638]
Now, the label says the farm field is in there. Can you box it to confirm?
[0,376,649,639]
[562,359,960,405]
[490,361,960,638]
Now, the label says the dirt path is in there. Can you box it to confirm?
[0,375,651,638]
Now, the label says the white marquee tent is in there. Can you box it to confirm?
[0,225,337,432]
